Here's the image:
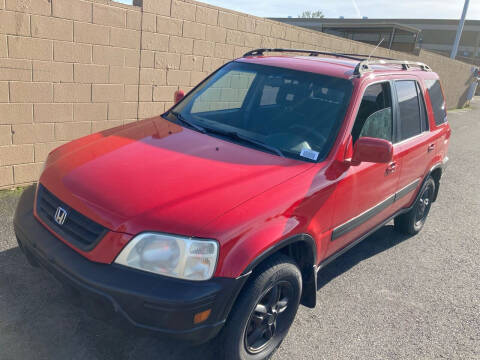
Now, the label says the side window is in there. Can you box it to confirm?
[425,79,447,125]
[395,80,424,141]
[352,82,393,143]
[191,71,256,113]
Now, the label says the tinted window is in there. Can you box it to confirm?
[395,80,423,140]
[352,82,393,143]
[170,62,353,162]
[425,79,447,125]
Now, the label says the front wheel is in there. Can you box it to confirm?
[218,254,302,360]
[394,176,436,235]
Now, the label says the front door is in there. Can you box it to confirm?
[327,80,401,257]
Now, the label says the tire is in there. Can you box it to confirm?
[218,254,302,360]
[394,176,436,235]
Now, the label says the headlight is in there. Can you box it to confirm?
[114,233,219,281]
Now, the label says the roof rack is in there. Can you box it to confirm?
[242,48,432,76]
[243,48,365,62]
[354,59,432,75]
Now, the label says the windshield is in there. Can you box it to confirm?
[166,62,353,162]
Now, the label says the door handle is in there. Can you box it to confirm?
[386,161,397,175]
[428,144,436,153]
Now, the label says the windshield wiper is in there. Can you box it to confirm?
[169,111,206,133]
[202,127,285,158]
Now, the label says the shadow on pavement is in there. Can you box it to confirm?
[0,223,411,360]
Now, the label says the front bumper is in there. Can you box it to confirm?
[13,185,248,344]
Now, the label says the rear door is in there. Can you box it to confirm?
[390,78,437,211]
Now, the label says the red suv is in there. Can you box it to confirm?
[14,49,450,360]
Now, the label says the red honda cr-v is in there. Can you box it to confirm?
[14,49,450,360]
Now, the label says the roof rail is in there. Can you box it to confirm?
[354,59,432,75]
[242,48,365,62]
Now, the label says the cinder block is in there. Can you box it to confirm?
[205,25,226,43]
[5,0,51,15]
[218,11,238,30]
[34,141,65,162]
[255,20,271,36]
[142,32,169,51]
[55,122,91,141]
[238,16,255,33]
[0,144,34,166]
[125,85,139,102]
[111,28,141,49]
[169,36,194,54]
[54,41,92,64]
[226,30,244,46]
[74,103,107,122]
[31,15,73,41]
[261,36,276,48]
[92,84,124,103]
[140,68,166,85]
[125,49,140,67]
[33,61,73,82]
[156,15,182,36]
[214,43,234,59]
[92,120,123,133]
[193,40,215,56]
[138,102,165,119]
[180,55,203,72]
[139,85,153,101]
[109,66,139,84]
[8,36,53,60]
[166,70,190,86]
[203,57,224,73]
[196,6,218,26]
[126,10,142,30]
[0,35,6,57]
[74,63,108,83]
[92,45,124,66]
[0,125,11,145]
[139,51,153,68]
[34,103,73,123]
[0,82,8,102]
[0,104,33,124]
[108,102,137,120]
[155,52,181,70]
[13,162,43,183]
[0,59,32,82]
[12,123,55,144]
[143,0,171,16]
[183,21,206,40]
[0,166,14,187]
[270,24,286,39]
[54,83,91,102]
[52,0,92,22]
[244,33,262,48]
[10,82,53,103]
[171,0,196,21]
[93,4,126,28]
[153,85,177,102]
[0,11,30,35]
[74,22,110,45]
[285,28,299,42]
[142,13,156,32]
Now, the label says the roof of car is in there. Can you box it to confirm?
[237,54,436,80]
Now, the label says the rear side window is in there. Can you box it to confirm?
[395,80,425,141]
[425,79,447,125]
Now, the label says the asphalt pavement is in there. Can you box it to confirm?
[0,99,479,360]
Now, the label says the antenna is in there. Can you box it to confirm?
[368,38,385,61]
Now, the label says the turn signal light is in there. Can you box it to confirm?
[194,309,211,324]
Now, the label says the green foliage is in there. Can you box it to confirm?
[298,10,325,18]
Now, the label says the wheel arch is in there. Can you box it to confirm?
[241,233,318,308]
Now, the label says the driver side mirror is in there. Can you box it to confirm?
[174,89,185,104]
[351,137,393,165]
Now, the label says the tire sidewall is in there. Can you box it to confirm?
[412,177,436,232]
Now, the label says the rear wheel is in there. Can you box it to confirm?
[218,254,302,360]
[394,177,435,235]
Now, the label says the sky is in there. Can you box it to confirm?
[198,0,480,20]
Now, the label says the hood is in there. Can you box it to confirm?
[40,116,314,236]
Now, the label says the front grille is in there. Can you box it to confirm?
[36,184,108,251]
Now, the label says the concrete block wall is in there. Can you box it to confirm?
[0,0,475,189]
